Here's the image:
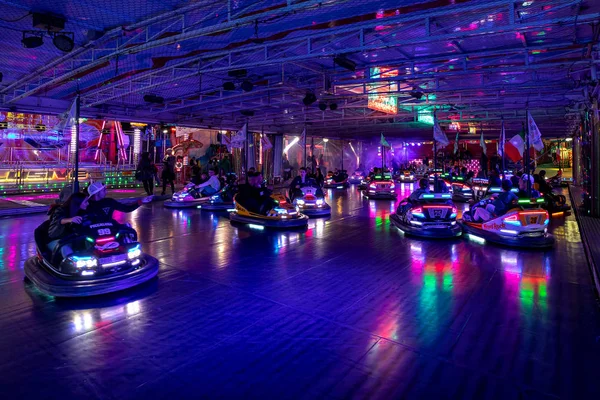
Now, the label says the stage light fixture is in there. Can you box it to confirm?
[22,32,44,48]
[0,72,3,83]
[52,32,74,52]
[143,94,164,104]
[241,80,253,92]
[333,55,356,71]
[241,110,255,117]
[302,92,317,106]
[35,124,46,132]
[223,82,236,91]
[329,103,338,111]
[0,122,7,130]
[409,91,424,100]
[318,102,327,111]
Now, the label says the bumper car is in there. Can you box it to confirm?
[230,193,309,229]
[446,177,474,202]
[471,178,489,201]
[323,170,350,189]
[164,183,210,208]
[460,200,554,248]
[541,191,571,217]
[364,174,397,200]
[348,171,365,185]
[391,193,462,238]
[292,186,331,217]
[24,216,159,297]
[198,175,238,211]
[397,171,416,183]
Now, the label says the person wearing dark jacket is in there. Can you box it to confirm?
[85,181,152,220]
[47,192,89,259]
[137,152,155,195]
[236,172,275,215]
[161,150,176,195]
[289,167,322,200]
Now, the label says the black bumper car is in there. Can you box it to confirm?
[24,216,158,297]
[364,174,397,200]
[446,178,474,202]
[390,193,462,238]
[323,171,350,189]
[396,171,416,183]
[291,186,331,217]
[230,193,309,229]
[348,171,365,185]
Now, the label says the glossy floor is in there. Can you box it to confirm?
[1,185,599,399]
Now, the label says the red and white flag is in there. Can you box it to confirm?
[505,129,525,162]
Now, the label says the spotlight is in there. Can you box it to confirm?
[223,82,235,91]
[329,103,338,111]
[143,94,164,104]
[0,122,7,130]
[241,80,253,92]
[302,92,317,106]
[318,102,327,111]
[52,33,74,52]
[333,55,356,71]
[323,138,329,142]
[35,124,46,132]
[22,32,44,49]
[241,110,255,117]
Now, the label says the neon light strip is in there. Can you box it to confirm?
[115,121,128,161]
[102,260,127,267]
[95,120,106,161]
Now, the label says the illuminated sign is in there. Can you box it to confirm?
[367,67,398,115]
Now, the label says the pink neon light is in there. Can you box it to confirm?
[95,236,115,243]
[95,120,106,161]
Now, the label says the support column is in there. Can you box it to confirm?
[573,124,582,186]
[246,130,256,170]
[273,135,283,177]
[592,99,600,216]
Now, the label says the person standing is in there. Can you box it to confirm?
[137,152,155,195]
[161,149,176,195]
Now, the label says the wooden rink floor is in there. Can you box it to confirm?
[1,185,599,399]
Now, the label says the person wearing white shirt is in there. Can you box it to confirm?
[195,169,221,196]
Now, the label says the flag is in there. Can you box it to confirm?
[380,133,390,147]
[433,115,449,147]
[505,129,525,162]
[527,111,544,151]
[230,123,247,148]
[260,134,272,150]
[453,131,459,154]
[498,120,505,157]
[299,127,306,147]
[55,98,78,135]
[221,133,232,152]
[480,129,486,154]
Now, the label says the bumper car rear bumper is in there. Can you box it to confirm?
[24,254,159,297]
[229,212,309,228]
[164,199,202,208]
[460,222,555,248]
[390,214,462,238]
[198,201,234,211]
[298,204,331,217]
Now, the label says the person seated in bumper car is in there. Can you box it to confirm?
[237,172,277,215]
[409,178,431,201]
[488,168,502,187]
[86,181,152,220]
[47,192,89,259]
[195,169,221,196]
[290,167,323,200]
[472,179,518,222]
[536,170,554,194]
[517,174,540,198]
